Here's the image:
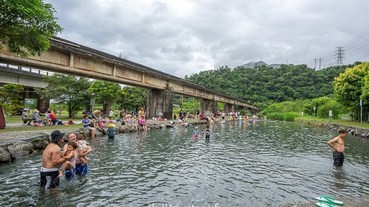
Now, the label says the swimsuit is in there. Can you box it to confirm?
[75,164,88,175]
[40,167,59,189]
[205,129,210,141]
[333,151,344,167]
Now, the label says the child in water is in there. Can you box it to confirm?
[205,125,210,142]
[193,127,200,140]
[107,123,115,139]
[77,140,90,163]
[59,142,78,177]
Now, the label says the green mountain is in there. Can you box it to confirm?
[187,63,354,106]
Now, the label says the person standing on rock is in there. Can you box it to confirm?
[327,129,347,167]
[40,130,66,190]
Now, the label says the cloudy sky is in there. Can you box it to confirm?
[45,0,369,78]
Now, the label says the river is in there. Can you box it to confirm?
[1,121,369,207]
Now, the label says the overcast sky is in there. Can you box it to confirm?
[45,0,369,78]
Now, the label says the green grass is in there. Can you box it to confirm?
[2,112,84,132]
[5,113,84,124]
[296,116,369,129]
[1,124,83,133]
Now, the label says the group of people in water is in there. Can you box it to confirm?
[40,131,92,190]
[39,106,348,190]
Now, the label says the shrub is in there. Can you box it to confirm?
[266,112,299,121]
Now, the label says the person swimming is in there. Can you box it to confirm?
[193,127,200,139]
[205,125,210,142]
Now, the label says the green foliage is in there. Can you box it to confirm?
[0,0,62,57]
[181,98,200,114]
[316,100,341,119]
[360,67,369,112]
[188,64,352,106]
[263,100,307,114]
[0,84,24,115]
[334,62,369,120]
[266,112,299,121]
[89,80,122,113]
[117,86,146,112]
[35,74,92,117]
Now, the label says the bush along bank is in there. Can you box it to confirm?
[295,118,369,139]
[266,112,300,122]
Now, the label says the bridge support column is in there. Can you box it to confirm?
[200,99,217,116]
[37,98,50,113]
[146,89,173,120]
[249,107,258,115]
[224,103,235,113]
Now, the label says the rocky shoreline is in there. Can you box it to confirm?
[296,118,369,139]
[0,119,207,164]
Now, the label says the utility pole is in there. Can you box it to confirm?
[335,47,344,65]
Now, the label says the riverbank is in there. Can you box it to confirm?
[295,117,369,139]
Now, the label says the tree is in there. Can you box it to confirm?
[35,74,91,117]
[334,63,369,120]
[89,80,122,114]
[0,83,24,115]
[117,86,147,112]
[0,0,62,57]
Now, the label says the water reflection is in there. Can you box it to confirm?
[1,121,369,206]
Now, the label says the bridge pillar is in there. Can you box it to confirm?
[37,98,50,113]
[200,99,217,116]
[249,107,258,115]
[146,89,173,120]
[224,103,235,113]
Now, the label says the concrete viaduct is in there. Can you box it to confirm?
[0,37,258,119]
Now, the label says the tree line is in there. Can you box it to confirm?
[187,62,369,121]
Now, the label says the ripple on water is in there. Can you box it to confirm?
[1,121,369,206]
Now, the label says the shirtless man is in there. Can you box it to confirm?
[327,129,347,167]
[40,130,66,190]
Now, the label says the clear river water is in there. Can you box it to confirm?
[1,121,369,207]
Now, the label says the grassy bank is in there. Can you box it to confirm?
[1,123,83,133]
[295,116,369,130]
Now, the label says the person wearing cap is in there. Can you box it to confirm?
[21,108,32,125]
[107,123,115,139]
[40,130,66,190]
[327,129,347,167]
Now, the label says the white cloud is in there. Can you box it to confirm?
[46,0,369,77]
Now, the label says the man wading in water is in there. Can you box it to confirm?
[40,130,66,190]
[327,129,347,167]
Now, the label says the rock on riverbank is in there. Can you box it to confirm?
[296,118,369,139]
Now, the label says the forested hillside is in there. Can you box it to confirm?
[187,64,355,106]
